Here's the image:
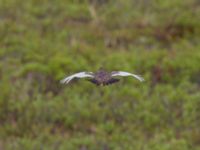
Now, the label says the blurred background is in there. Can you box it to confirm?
[0,0,200,149]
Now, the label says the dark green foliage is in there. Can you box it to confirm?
[1,0,200,149]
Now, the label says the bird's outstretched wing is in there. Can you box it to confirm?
[105,78,120,85]
[111,71,144,82]
[60,72,94,84]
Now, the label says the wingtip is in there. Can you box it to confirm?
[60,79,67,84]
[138,75,145,82]
[60,80,65,84]
[140,78,145,82]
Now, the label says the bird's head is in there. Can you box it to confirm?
[97,67,107,74]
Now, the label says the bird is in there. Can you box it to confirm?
[60,68,144,86]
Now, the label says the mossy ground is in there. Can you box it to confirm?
[0,0,200,149]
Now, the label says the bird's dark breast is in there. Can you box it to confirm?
[88,78,120,86]
[95,72,110,83]
[88,71,120,86]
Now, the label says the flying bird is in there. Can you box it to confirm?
[60,68,144,86]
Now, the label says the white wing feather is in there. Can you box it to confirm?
[60,72,94,84]
[111,71,144,82]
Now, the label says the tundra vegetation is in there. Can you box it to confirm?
[0,0,200,149]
